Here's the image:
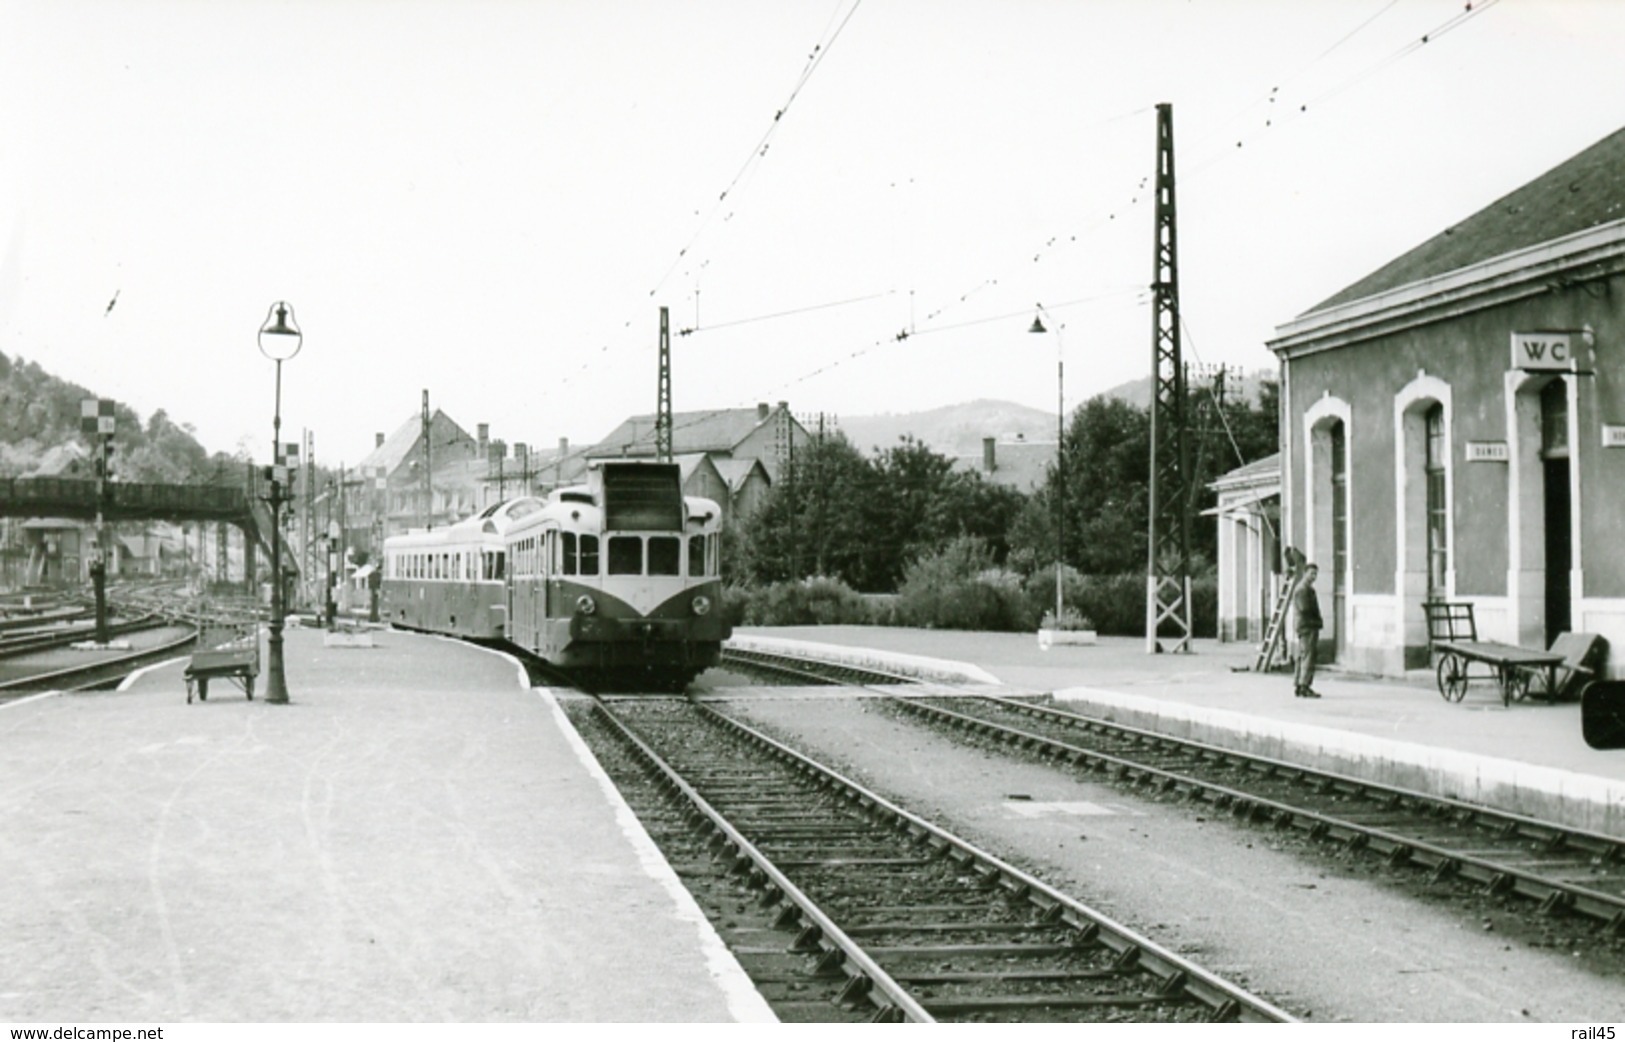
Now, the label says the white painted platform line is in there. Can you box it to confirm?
[728,633,1002,686]
[0,689,62,710]
[539,687,779,1023]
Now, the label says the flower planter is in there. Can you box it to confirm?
[1037,628,1097,649]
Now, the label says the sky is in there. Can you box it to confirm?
[3,0,1625,467]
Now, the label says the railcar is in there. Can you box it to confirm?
[381,496,544,639]
[505,460,729,690]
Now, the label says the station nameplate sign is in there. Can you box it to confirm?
[1603,425,1625,448]
[1511,331,1584,372]
[1465,440,1509,462]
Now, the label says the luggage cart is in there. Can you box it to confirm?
[184,617,261,703]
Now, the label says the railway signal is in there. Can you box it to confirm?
[80,398,115,644]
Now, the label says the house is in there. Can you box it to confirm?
[712,457,772,521]
[951,435,1055,493]
[1208,453,1281,644]
[349,410,480,544]
[1268,126,1625,677]
[586,402,812,484]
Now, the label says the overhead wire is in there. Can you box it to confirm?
[559,0,1508,450]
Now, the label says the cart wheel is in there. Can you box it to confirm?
[1505,668,1531,706]
[1437,653,1468,702]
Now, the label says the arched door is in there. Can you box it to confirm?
[1330,422,1348,660]
[1541,380,1571,642]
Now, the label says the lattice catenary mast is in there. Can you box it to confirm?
[1146,102,1194,653]
[656,306,673,462]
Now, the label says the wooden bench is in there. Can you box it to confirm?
[1424,600,1606,706]
[184,619,260,704]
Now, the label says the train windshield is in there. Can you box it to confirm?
[608,536,641,575]
[688,535,706,577]
[648,536,680,576]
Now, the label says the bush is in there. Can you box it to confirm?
[894,537,1029,631]
[725,563,1217,638]
[724,576,869,626]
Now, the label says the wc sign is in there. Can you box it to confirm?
[1511,331,1584,372]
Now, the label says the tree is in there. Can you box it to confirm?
[736,433,874,586]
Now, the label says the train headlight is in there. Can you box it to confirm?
[691,594,712,616]
[575,594,597,616]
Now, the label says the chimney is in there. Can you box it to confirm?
[557,436,569,457]
[375,432,385,448]
[477,423,489,459]
[982,437,996,473]
[757,402,769,421]
[515,442,528,468]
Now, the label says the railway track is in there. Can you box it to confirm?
[569,694,1293,1024]
[892,693,1625,930]
[720,647,1625,933]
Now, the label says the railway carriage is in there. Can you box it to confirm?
[505,460,729,690]
[382,460,729,690]
[381,496,543,639]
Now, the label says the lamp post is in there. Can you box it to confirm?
[1029,307,1064,625]
[259,301,302,705]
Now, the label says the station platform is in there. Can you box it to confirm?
[731,626,1625,840]
[0,625,775,1023]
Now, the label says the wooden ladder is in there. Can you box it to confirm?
[1252,572,1299,673]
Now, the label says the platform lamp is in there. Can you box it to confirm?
[1029,306,1065,626]
[258,301,302,705]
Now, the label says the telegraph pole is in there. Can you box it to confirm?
[421,389,432,529]
[1146,102,1194,653]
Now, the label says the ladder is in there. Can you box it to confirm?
[1252,548,1307,672]
[1252,574,1297,672]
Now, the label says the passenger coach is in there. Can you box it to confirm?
[381,496,543,639]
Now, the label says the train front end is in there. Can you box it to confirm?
[539,461,730,690]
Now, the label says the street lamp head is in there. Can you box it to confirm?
[258,300,303,362]
[1028,315,1047,335]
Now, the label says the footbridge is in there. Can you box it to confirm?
[0,472,300,583]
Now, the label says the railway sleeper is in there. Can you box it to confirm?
[922,992,1194,1015]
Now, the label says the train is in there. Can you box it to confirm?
[380,460,730,690]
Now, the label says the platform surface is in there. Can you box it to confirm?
[733,626,1625,838]
[0,625,773,1023]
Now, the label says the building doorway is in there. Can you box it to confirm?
[1541,380,1572,642]
[1330,421,1348,660]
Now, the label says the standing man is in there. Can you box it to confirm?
[1293,563,1323,698]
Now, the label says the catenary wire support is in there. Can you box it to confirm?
[656,306,673,462]
[1146,102,1193,654]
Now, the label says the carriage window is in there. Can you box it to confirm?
[688,534,706,577]
[608,536,643,575]
[648,536,680,576]
[579,535,599,576]
[562,532,577,576]
[493,551,505,580]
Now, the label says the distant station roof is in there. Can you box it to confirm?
[1308,126,1625,314]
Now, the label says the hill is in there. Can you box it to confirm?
[831,399,1056,456]
[0,352,225,482]
[824,369,1274,457]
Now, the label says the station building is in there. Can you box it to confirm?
[1268,126,1625,678]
